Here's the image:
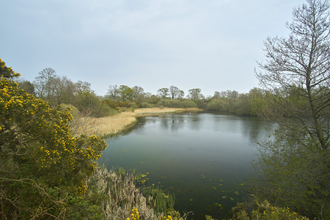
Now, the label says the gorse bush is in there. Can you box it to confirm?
[0,58,107,219]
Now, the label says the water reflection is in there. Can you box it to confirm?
[100,112,274,220]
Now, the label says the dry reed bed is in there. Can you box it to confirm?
[76,108,201,136]
[89,168,158,220]
[88,168,186,220]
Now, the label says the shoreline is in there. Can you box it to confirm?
[77,107,202,137]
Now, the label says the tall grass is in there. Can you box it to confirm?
[87,167,187,220]
[76,112,137,136]
[69,107,202,137]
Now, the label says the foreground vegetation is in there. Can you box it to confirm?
[239,0,330,219]
[2,0,330,219]
[0,57,312,220]
[0,59,191,219]
[0,59,107,219]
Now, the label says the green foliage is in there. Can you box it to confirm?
[0,58,107,219]
[141,102,154,108]
[144,95,160,105]
[249,1,330,219]
[74,90,101,116]
[18,79,35,95]
[231,200,308,220]
[156,99,197,108]
[103,99,132,110]
[158,88,170,99]
[206,88,269,115]
[187,88,202,102]
[96,103,119,117]
[118,85,134,101]
[141,185,175,215]
[74,90,117,117]
[205,215,217,220]
[206,98,229,112]
[250,129,330,218]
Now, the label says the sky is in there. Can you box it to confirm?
[1,0,306,97]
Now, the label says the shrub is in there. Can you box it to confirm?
[231,200,308,220]
[156,100,197,108]
[0,58,107,219]
[141,102,153,108]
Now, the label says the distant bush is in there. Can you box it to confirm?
[103,99,131,110]
[206,99,228,112]
[141,102,153,108]
[181,100,198,108]
[95,103,119,117]
[156,99,197,108]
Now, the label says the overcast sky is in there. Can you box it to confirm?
[1,0,305,97]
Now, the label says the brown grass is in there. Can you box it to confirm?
[134,107,201,114]
[88,168,188,220]
[75,112,136,136]
[75,107,202,136]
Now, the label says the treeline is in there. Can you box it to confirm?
[18,68,126,117]
[19,67,315,120]
[19,69,271,116]
[107,85,272,115]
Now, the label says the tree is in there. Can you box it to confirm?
[213,91,220,99]
[118,85,134,102]
[107,85,119,100]
[74,90,103,117]
[33,68,57,101]
[252,0,330,218]
[132,86,145,103]
[169,86,180,99]
[157,88,169,99]
[75,80,92,94]
[187,88,202,102]
[0,58,107,219]
[34,69,77,107]
[17,79,35,95]
[177,90,185,100]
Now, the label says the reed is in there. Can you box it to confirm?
[72,112,136,136]
[86,167,187,220]
[72,108,202,136]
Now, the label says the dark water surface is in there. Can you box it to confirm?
[100,112,273,219]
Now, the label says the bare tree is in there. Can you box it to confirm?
[33,68,57,100]
[252,0,330,218]
[256,0,330,150]
[33,69,78,107]
[107,85,119,100]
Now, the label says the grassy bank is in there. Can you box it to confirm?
[77,107,201,136]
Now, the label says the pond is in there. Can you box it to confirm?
[99,112,273,219]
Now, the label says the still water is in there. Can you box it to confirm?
[100,112,273,219]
